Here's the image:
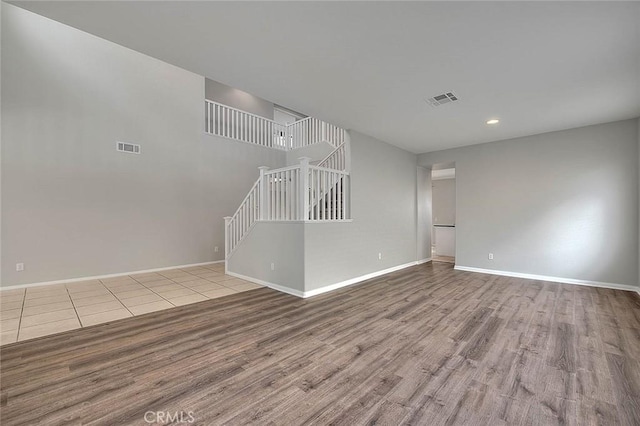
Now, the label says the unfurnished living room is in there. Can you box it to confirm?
[1,1,639,425]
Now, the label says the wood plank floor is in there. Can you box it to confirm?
[1,262,639,425]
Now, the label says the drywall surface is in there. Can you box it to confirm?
[227,222,305,293]
[417,166,432,261]
[1,5,285,286]
[0,1,3,284]
[432,178,456,225]
[304,131,419,291]
[419,119,639,287]
[285,142,335,167]
[205,78,274,120]
[199,134,286,264]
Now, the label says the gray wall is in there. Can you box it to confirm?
[304,131,419,291]
[226,131,422,294]
[417,167,432,261]
[432,178,456,225]
[227,222,305,293]
[205,78,274,120]
[419,119,639,287]
[638,117,640,288]
[285,142,335,167]
[0,1,3,284]
[1,4,285,286]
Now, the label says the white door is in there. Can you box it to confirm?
[273,109,298,126]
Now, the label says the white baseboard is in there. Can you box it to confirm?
[224,271,305,298]
[227,258,433,299]
[454,265,639,293]
[0,260,225,291]
[303,259,432,298]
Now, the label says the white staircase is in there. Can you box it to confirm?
[205,99,351,260]
[224,156,350,257]
[318,142,347,171]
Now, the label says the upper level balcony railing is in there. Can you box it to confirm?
[205,100,346,151]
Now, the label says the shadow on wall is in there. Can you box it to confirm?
[506,165,627,283]
[523,195,606,277]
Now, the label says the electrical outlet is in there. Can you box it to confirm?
[271,263,275,271]
[378,253,382,260]
[16,263,24,272]
[488,253,494,260]
[214,246,219,252]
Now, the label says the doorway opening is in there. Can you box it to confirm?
[273,106,307,148]
[431,165,456,264]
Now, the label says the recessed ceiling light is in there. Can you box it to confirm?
[486,119,500,125]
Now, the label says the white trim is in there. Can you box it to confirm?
[0,260,224,291]
[224,271,305,298]
[257,220,354,224]
[454,265,639,293]
[303,259,431,298]
[226,259,433,299]
[431,168,455,180]
[304,220,354,224]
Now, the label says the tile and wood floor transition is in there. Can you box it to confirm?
[0,262,260,345]
[1,262,640,425]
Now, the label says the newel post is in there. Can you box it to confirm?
[258,166,270,220]
[299,157,311,221]
[223,216,232,262]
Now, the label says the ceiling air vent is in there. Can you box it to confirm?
[116,141,141,154]
[426,92,459,107]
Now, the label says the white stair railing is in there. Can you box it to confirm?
[205,100,346,151]
[307,165,348,221]
[321,121,347,148]
[288,117,314,149]
[224,176,261,255]
[263,165,302,221]
[224,158,350,258]
[318,142,347,171]
[288,118,347,149]
[206,100,288,150]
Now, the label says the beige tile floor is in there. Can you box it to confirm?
[0,263,262,346]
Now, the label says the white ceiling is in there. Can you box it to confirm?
[10,1,640,154]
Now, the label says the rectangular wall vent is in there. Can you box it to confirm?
[116,141,141,154]
[426,92,459,107]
